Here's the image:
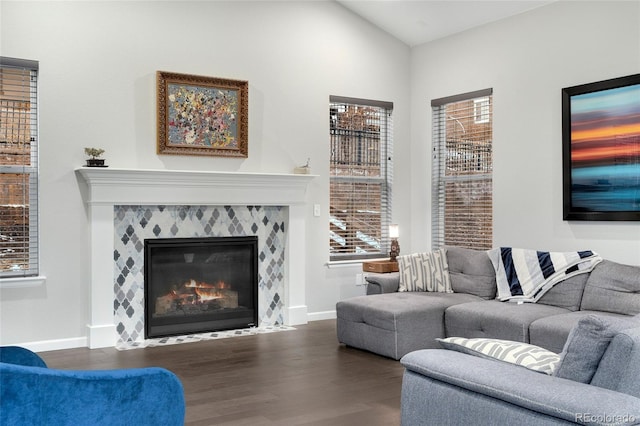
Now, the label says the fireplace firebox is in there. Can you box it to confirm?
[144,236,258,338]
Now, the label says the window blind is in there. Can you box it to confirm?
[0,57,39,278]
[431,89,493,250]
[329,96,393,261]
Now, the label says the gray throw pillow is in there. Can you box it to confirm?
[590,326,640,398]
[553,314,640,383]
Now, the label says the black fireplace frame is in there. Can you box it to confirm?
[144,236,259,339]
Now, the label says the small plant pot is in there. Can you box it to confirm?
[86,159,106,167]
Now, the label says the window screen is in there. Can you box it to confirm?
[0,57,39,278]
[329,96,393,261]
[432,89,493,250]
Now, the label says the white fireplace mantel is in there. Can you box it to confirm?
[77,167,316,206]
[76,167,316,348]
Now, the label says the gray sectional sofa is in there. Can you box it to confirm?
[336,246,640,425]
[336,246,640,359]
[400,322,640,425]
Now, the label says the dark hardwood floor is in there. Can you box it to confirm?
[40,320,404,425]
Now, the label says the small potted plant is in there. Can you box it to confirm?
[84,147,106,167]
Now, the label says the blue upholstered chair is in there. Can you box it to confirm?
[0,346,185,425]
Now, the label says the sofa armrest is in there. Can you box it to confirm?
[0,363,185,425]
[0,346,47,368]
[401,349,640,425]
[365,272,400,294]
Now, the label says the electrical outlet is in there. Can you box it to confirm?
[355,273,364,286]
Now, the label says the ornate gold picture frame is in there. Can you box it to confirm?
[157,71,248,157]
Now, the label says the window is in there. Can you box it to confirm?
[329,96,392,261]
[432,89,493,250]
[474,97,490,124]
[0,57,39,278]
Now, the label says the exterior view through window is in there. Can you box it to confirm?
[0,58,39,278]
[329,96,392,261]
[432,89,493,250]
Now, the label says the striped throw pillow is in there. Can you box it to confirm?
[397,248,452,293]
[437,337,560,375]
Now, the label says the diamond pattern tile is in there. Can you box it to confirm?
[113,205,287,344]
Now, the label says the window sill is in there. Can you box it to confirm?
[0,275,47,289]
[325,258,390,269]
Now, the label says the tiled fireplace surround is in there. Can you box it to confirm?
[78,168,315,349]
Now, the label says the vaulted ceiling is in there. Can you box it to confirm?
[336,0,556,46]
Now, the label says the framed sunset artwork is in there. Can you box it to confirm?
[562,73,640,221]
[157,71,248,157]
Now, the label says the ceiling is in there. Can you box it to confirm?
[336,0,556,46]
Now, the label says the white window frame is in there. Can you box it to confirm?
[431,89,493,251]
[329,96,393,262]
[0,57,44,287]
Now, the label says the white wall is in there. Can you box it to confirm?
[2,0,639,349]
[410,1,640,264]
[0,1,411,348]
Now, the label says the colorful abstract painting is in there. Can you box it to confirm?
[563,74,640,220]
[167,84,238,148]
[157,71,248,157]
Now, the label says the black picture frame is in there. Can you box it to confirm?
[562,73,640,221]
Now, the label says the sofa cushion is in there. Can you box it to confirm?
[536,273,588,311]
[445,246,496,299]
[337,292,480,332]
[336,292,483,359]
[398,249,452,293]
[580,260,640,315]
[529,311,631,353]
[445,300,570,343]
[591,326,640,398]
[437,337,560,375]
[553,314,640,384]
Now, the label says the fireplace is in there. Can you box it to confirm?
[78,167,313,348]
[144,236,259,338]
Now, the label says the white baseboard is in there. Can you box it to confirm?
[8,311,338,352]
[307,310,336,321]
[285,305,309,325]
[87,323,118,349]
[11,337,88,353]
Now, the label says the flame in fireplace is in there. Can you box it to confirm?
[185,279,229,302]
[154,279,239,316]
